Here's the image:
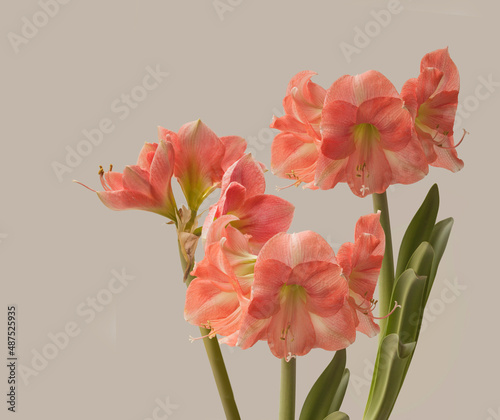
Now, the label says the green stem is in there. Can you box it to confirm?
[372,192,395,337]
[279,358,296,420]
[199,326,241,420]
[178,245,241,420]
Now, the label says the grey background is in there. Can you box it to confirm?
[1,0,498,419]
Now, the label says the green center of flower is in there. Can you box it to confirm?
[352,123,381,145]
[280,284,307,303]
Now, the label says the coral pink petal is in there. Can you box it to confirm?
[149,139,175,199]
[420,47,460,93]
[258,231,336,268]
[205,214,240,246]
[220,136,247,172]
[356,97,413,152]
[354,213,385,256]
[418,90,459,134]
[232,195,295,250]
[250,259,292,318]
[314,152,348,190]
[289,261,347,316]
[102,171,123,190]
[430,135,465,172]
[267,297,316,359]
[326,71,399,107]
[175,120,225,183]
[309,302,357,351]
[416,67,444,104]
[136,142,158,169]
[237,315,271,350]
[270,114,309,134]
[345,145,392,197]
[384,134,429,185]
[96,190,158,212]
[271,132,319,183]
[184,278,240,327]
[401,78,419,119]
[320,100,358,160]
[221,154,266,197]
[122,165,152,195]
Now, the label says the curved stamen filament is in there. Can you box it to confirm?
[372,301,401,320]
[438,129,468,149]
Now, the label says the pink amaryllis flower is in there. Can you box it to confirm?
[316,70,429,197]
[337,212,385,337]
[401,47,465,172]
[158,120,246,211]
[270,71,326,188]
[75,138,177,220]
[203,154,295,253]
[184,215,257,346]
[237,231,356,359]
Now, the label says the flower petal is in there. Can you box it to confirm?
[220,136,247,172]
[257,231,336,268]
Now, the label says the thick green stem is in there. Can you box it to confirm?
[178,244,241,420]
[279,358,296,420]
[199,326,241,420]
[372,192,395,337]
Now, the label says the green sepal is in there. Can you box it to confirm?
[299,350,346,420]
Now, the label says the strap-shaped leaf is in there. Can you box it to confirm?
[425,218,454,305]
[328,369,350,414]
[386,268,427,345]
[299,350,346,420]
[395,184,439,279]
[363,334,416,420]
[323,412,350,420]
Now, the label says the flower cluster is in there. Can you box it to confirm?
[271,48,464,197]
[185,154,386,359]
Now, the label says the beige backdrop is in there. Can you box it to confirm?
[1,0,498,419]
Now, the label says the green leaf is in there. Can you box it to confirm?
[386,268,427,345]
[395,184,439,279]
[323,412,350,420]
[363,334,416,420]
[328,369,350,414]
[299,350,346,420]
[425,218,454,305]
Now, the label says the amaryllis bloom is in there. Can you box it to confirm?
[158,119,246,211]
[337,212,385,337]
[270,71,326,188]
[184,215,257,346]
[237,231,356,359]
[401,48,465,172]
[75,138,177,220]
[203,154,295,253]
[316,70,429,197]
